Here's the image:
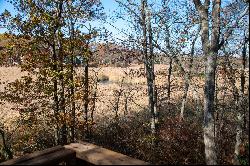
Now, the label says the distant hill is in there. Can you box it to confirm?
[1,33,247,68]
[91,42,143,67]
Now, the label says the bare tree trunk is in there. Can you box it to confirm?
[52,42,60,145]
[0,128,13,160]
[233,31,248,165]
[50,1,67,145]
[88,87,96,138]
[69,20,76,143]
[167,58,172,102]
[83,57,89,138]
[203,51,217,165]
[58,31,67,145]
[193,0,221,164]
[91,87,97,125]
[234,112,243,165]
[222,46,243,165]
[241,33,248,130]
[124,95,128,116]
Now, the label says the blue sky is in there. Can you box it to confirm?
[1,0,247,55]
[0,0,196,52]
[0,0,14,33]
[0,0,126,39]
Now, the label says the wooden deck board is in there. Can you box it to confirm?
[64,142,150,165]
[1,142,150,165]
[0,145,64,165]
[20,148,75,165]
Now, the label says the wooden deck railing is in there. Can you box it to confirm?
[0,142,150,165]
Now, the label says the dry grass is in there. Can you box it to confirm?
[0,67,29,128]
[2,64,248,128]
[0,64,185,129]
[1,64,248,128]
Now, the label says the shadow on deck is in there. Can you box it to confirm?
[0,142,150,165]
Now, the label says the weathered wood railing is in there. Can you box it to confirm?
[0,142,150,165]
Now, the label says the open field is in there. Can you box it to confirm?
[1,64,248,128]
[0,64,198,125]
[0,67,29,126]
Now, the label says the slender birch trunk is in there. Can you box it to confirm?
[179,28,200,121]
[180,78,189,120]
[147,7,158,128]
[164,23,172,104]
[141,0,157,146]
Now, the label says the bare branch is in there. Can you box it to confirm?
[219,5,249,48]
[193,0,205,14]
